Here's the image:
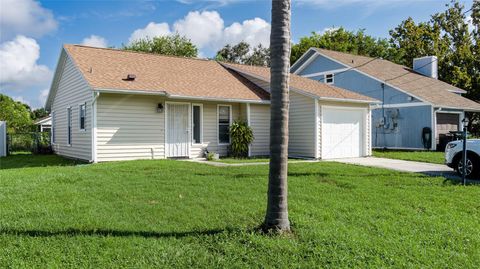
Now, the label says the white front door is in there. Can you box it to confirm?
[166,103,190,158]
[322,107,365,159]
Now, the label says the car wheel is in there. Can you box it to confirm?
[457,155,478,179]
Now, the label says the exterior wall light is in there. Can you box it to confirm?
[157,103,164,113]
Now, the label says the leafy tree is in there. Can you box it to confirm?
[123,33,198,57]
[215,42,270,66]
[390,1,479,133]
[0,94,34,133]
[264,0,291,233]
[31,108,49,120]
[291,28,397,64]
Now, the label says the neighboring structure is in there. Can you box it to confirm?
[291,48,480,150]
[34,116,52,132]
[45,45,378,162]
[0,121,6,157]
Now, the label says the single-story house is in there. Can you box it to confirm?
[291,48,480,151]
[34,116,52,132]
[45,45,378,162]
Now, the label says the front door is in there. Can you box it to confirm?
[166,103,190,158]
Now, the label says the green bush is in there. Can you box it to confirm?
[229,120,254,158]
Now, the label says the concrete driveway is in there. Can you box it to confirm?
[332,157,458,179]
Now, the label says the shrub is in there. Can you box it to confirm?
[229,120,254,158]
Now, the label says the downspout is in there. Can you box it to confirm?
[91,91,100,162]
[381,82,386,148]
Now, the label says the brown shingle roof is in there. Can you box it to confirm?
[314,48,480,111]
[222,62,378,103]
[63,45,269,101]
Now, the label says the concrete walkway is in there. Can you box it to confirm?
[332,157,457,178]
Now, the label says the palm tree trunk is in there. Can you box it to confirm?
[264,0,291,232]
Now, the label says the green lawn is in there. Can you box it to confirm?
[0,155,479,268]
[373,149,445,164]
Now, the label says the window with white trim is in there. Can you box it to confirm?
[218,105,231,144]
[67,107,72,145]
[325,73,334,84]
[192,105,202,144]
[79,103,86,130]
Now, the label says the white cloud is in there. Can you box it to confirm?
[222,18,270,47]
[173,11,225,48]
[295,0,419,9]
[0,35,53,90]
[318,26,340,34]
[129,10,270,55]
[38,88,49,105]
[0,0,57,40]
[129,22,171,43]
[13,96,30,106]
[81,35,108,48]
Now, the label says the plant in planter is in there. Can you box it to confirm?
[229,120,254,158]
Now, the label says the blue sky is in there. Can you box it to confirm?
[0,0,474,108]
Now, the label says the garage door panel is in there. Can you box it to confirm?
[322,107,364,159]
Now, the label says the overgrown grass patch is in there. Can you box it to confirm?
[0,155,478,267]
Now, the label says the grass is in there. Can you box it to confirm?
[0,152,81,169]
[1,155,479,268]
[373,149,445,164]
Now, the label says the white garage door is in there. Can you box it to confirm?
[322,107,364,159]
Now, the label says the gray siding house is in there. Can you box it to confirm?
[45,45,377,162]
[291,48,480,150]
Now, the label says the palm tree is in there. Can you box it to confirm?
[264,0,291,232]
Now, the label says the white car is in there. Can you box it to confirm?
[445,139,480,178]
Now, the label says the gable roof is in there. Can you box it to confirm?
[311,48,480,111]
[47,45,377,110]
[63,44,269,102]
[222,62,378,103]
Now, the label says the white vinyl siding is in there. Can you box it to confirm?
[96,94,166,162]
[190,102,241,158]
[50,54,92,161]
[96,95,242,161]
[288,91,316,158]
[249,104,270,156]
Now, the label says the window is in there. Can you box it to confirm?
[192,105,202,144]
[67,107,72,145]
[324,73,334,84]
[51,111,56,143]
[218,105,231,144]
[79,103,86,130]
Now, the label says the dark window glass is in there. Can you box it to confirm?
[67,107,72,145]
[79,104,86,130]
[218,106,230,143]
[193,105,201,143]
[325,74,334,84]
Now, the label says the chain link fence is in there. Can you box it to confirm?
[7,132,52,154]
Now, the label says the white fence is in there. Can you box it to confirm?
[0,121,6,157]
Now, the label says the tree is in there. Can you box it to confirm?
[123,33,198,57]
[215,42,270,66]
[31,108,49,120]
[263,0,291,232]
[290,28,397,64]
[0,94,34,133]
[389,1,479,133]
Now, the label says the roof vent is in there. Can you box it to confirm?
[123,74,136,81]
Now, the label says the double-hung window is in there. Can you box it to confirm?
[324,73,334,84]
[218,105,231,144]
[192,104,202,144]
[79,103,86,130]
[67,107,72,145]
